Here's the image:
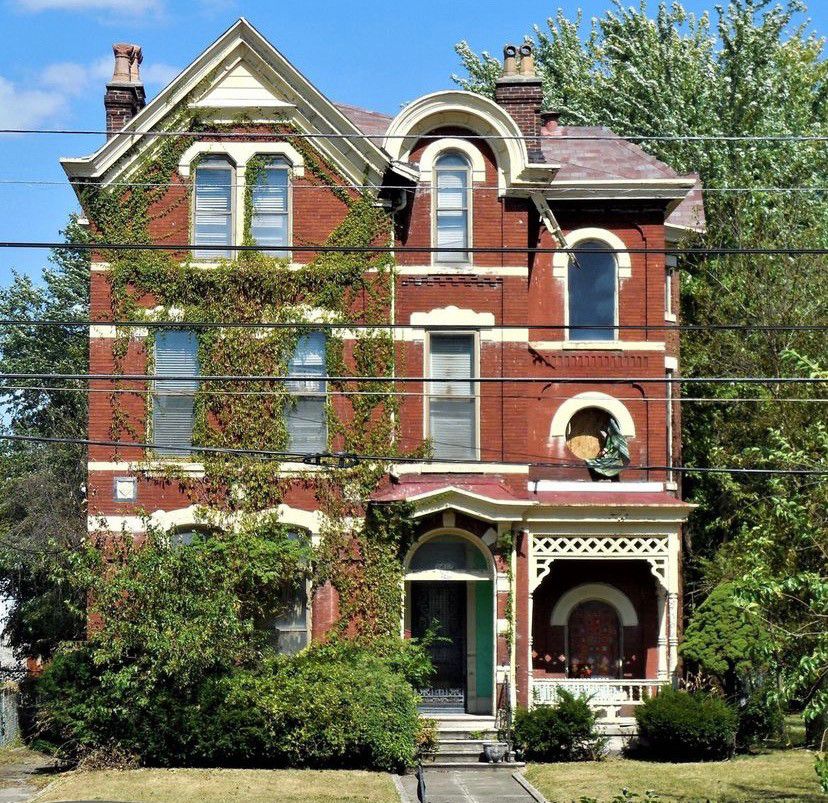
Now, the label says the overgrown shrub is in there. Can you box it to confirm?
[735,685,784,750]
[634,688,737,761]
[33,639,424,771]
[512,689,605,761]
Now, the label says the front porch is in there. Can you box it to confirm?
[531,678,667,722]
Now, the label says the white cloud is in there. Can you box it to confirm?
[0,75,65,128]
[15,0,163,12]
[39,56,181,97]
[141,62,180,87]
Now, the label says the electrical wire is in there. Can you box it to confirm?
[2,128,828,142]
[1,383,825,404]
[0,372,823,385]
[4,241,828,256]
[1,177,827,194]
[2,432,825,476]
[2,318,827,333]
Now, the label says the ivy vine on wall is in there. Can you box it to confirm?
[80,105,419,638]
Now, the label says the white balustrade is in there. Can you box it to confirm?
[531,678,667,721]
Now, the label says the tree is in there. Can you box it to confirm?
[0,216,90,661]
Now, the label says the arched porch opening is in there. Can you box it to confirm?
[404,529,496,714]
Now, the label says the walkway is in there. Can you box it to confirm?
[0,749,57,803]
[397,768,544,803]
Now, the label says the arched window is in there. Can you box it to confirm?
[568,240,617,340]
[193,156,234,260]
[434,152,471,264]
[250,157,290,257]
[408,534,489,578]
[568,600,621,679]
[565,407,614,460]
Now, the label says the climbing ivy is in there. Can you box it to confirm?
[80,107,418,636]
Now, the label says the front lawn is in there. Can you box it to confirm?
[525,749,822,802]
[33,768,399,803]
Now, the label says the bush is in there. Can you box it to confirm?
[735,686,784,749]
[33,639,423,772]
[634,688,738,761]
[512,689,606,761]
[194,648,421,772]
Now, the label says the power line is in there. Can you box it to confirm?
[1,383,825,404]
[2,318,826,333]
[2,127,828,142]
[1,177,827,194]
[0,372,824,385]
[3,240,828,256]
[2,432,825,476]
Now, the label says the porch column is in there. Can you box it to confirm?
[515,528,531,708]
[668,592,680,677]
[656,585,668,681]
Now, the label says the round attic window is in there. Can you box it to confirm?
[565,407,614,460]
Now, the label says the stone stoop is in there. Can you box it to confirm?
[419,714,524,771]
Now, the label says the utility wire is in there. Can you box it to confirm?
[1,177,826,194]
[1,384,825,404]
[2,128,828,142]
[2,432,825,476]
[3,241,828,256]
[1,318,826,333]
[0,372,824,384]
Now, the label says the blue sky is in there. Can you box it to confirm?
[0,0,825,286]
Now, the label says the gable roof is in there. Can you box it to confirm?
[61,18,395,190]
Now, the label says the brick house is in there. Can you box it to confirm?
[63,20,703,734]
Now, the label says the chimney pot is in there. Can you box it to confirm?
[105,42,146,138]
[540,110,561,133]
[502,44,518,77]
[518,42,535,77]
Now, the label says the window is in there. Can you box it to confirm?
[565,407,614,460]
[194,156,233,259]
[665,265,675,319]
[153,330,199,456]
[285,332,327,454]
[568,240,617,340]
[427,333,477,460]
[434,152,471,264]
[250,157,290,256]
[270,581,309,655]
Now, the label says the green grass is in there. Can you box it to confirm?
[33,768,399,803]
[525,749,822,802]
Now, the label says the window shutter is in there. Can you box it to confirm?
[429,334,473,396]
[153,331,199,456]
[286,332,327,453]
[430,398,475,459]
[194,161,232,259]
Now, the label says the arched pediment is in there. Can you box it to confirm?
[383,90,556,193]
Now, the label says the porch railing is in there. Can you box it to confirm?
[531,678,667,721]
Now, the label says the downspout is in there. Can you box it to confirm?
[632,222,651,483]
[387,188,409,454]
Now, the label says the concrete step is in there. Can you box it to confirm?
[435,727,499,741]
[416,760,526,771]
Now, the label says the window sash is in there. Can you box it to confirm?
[153,331,199,457]
[286,332,327,453]
[568,242,617,340]
[251,163,289,256]
[194,161,233,260]
[428,334,476,460]
[435,161,470,263]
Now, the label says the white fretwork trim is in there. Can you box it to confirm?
[531,534,671,592]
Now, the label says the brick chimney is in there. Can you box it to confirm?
[494,42,543,161]
[104,43,145,138]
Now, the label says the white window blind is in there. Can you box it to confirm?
[428,334,476,460]
[285,332,327,454]
[194,157,233,260]
[251,158,289,257]
[153,330,199,456]
[435,153,470,264]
